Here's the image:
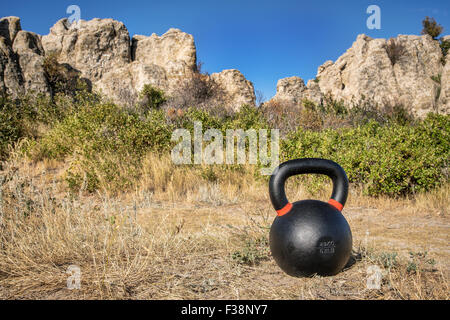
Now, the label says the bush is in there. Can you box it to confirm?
[43,53,89,98]
[421,16,443,40]
[386,38,406,65]
[441,39,450,56]
[166,65,226,115]
[281,114,449,197]
[261,99,302,136]
[282,96,413,131]
[1,88,103,161]
[0,93,26,160]
[29,102,173,192]
[232,236,269,266]
[229,104,269,131]
[8,83,447,198]
[138,84,166,112]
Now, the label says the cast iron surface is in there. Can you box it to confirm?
[269,158,352,277]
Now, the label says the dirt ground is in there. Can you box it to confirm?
[0,160,448,300]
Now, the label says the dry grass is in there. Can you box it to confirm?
[0,154,448,300]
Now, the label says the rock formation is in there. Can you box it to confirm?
[0,16,21,45]
[42,18,131,82]
[96,27,198,106]
[132,28,197,82]
[0,17,24,94]
[2,15,449,116]
[210,69,256,111]
[0,16,256,111]
[270,34,449,117]
[13,30,49,94]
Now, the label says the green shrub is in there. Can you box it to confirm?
[281,114,449,197]
[30,102,173,192]
[0,92,45,160]
[177,107,228,133]
[7,82,447,198]
[229,104,269,131]
[421,16,443,40]
[300,97,413,129]
[232,236,269,266]
[138,84,166,112]
[34,103,172,159]
[0,94,25,160]
[0,84,100,161]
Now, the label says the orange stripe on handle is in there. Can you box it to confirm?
[276,202,293,216]
[328,199,344,211]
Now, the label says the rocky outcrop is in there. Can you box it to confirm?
[272,76,307,104]
[42,18,131,82]
[270,76,323,106]
[96,28,197,105]
[210,69,256,110]
[132,28,197,81]
[13,30,49,93]
[0,16,21,45]
[0,17,24,95]
[270,34,449,117]
[5,15,447,117]
[0,35,23,95]
[439,54,450,114]
[0,17,51,95]
[0,16,256,110]
[38,18,255,110]
[95,62,168,107]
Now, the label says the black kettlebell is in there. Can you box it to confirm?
[269,158,352,277]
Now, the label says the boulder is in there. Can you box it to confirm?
[272,76,307,104]
[42,18,131,82]
[0,16,21,45]
[96,62,168,107]
[0,36,23,95]
[268,76,322,106]
[12,30,50,93]
[210,69,256,111]
[316,34,443,117]
[131,28,197,84]
[270,34,448,117]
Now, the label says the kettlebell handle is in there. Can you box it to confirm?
[269,158,349,216]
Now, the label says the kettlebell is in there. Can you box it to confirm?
[269,158,352,277]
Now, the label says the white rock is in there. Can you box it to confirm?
[210,69,256,111]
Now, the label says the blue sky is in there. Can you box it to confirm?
[3,0,449,100]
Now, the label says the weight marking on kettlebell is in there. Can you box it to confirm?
[318,240,336,254]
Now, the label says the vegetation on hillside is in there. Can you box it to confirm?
[421,16,450,64]
[1,17,448,196]
[1,82,448,197]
